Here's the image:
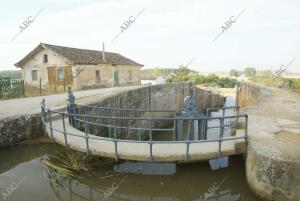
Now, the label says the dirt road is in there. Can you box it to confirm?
[0,86,143,120]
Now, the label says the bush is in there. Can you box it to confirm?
[244,67,256,77]
[206,74,219,83]
[229,69,239,77]
[249,76,300,92]
[167,69,237,88]
[218,77,237,88]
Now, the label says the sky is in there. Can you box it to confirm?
[0,0,299,72]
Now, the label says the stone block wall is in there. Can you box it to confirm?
[77,82,225,139]
[0,114,43,147]
[236,82,269,108]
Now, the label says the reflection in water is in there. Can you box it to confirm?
[0,144,260,201]
[46,171,243,201]
[41,155,258,200]
[114,162,176,175]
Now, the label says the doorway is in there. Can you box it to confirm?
[95,70,100,83]
[113,70,119,86]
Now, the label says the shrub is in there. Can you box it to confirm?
[244,67,256,77]
[167,69,237,88]
[229,69,239,77]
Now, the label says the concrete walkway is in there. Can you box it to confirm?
[244,86,300,201]
[0,86,143,120]
[45,117,246,162]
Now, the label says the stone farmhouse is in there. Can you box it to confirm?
[15,43,143,90]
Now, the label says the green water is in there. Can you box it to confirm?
[0,144,261,201]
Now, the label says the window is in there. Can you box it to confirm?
[56,68,64,80]
[95,70,100,83]
[31,70,37,81]
[43,54,48,63]
[129,70,132,80]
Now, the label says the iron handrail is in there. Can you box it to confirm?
[75,117,175,132]
[41,118,247,144]
[73,104,177,113]
[41,100,248,162]
[42,104,247,121]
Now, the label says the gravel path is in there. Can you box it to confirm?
[0,86,143,120]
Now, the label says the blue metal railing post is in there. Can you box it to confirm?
[48,110,55,142]
[149,119,153,161]
[113,117,118,161]
[218,118,225,157]
[41,99,46,135]
[138,119,141,141]
[67,87,77,127]
[186,142,190,160]
[84,116,90,153]
[236,106,240,124]
[62,113,68,148]
[173,119,177,141]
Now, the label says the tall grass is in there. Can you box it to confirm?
[249,76,300,92]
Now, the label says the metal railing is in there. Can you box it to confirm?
[41,99,248,162]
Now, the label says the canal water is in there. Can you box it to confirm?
[0,93,261,201]
[0,144,261,201]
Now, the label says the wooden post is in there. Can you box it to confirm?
[21,80,25,96]
[0,80,2,98]
[54,80,57,93]
[63,79,66,92]
[39,78,42,95]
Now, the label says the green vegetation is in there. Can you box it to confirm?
[244,67,256,77]
[249,76,300,92]
[142,68,177,79]
[229,69,239,77]
[256,70,272,77]
[166,66,237,88]
[0,70,22,80]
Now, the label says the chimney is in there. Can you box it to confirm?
[102,42,106,62]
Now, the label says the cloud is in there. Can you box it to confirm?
[0,0,299,71]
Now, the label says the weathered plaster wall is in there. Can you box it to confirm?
[73,64,113,89]
[112,65,141,86]
[73,64,141,90]
[22,47,71,87]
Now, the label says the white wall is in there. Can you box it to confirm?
[21,47,71,86]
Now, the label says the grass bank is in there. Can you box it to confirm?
[249,76,300,92]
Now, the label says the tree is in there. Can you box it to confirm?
[257,70,272,77]
[167,65,195,82]
[244,67,256,77]
[151,67,161,77]
[229,69,239,77]
[206,74,219,83]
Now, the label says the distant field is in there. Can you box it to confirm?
[0,70,22,79]
[199,72,229,78]
[284,74,300,78]
[249,76,300,92]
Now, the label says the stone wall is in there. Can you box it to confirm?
[0,82,224,147]
[77,82,225,139]
[236,81,269,108]
[237,81,299,201]
[0,114,43,147]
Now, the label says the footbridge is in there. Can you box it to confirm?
[41,86,248,162]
